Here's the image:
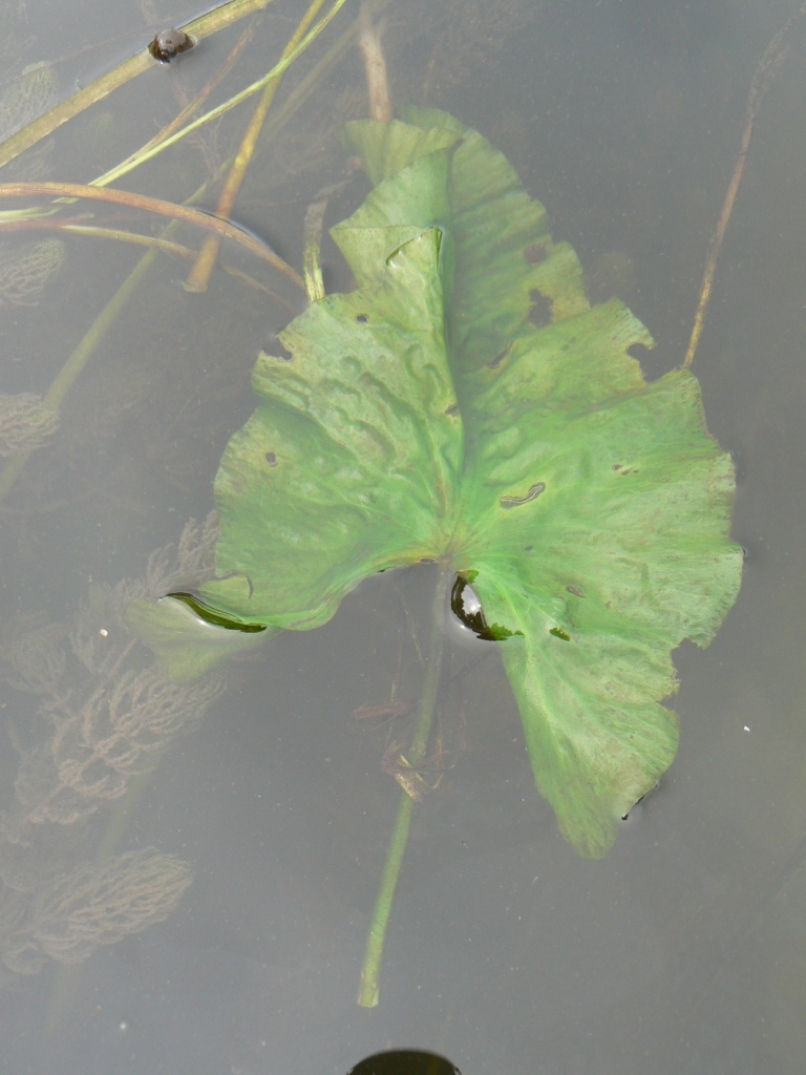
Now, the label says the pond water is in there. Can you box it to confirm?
[1,1,806,1073]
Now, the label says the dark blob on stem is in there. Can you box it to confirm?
[149,28,194,63]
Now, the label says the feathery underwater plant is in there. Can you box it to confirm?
[0,516,222,983]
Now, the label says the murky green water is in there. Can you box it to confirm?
[1,1,805,1072]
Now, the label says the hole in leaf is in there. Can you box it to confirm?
[265,336,293,361]
[528,289,552,327]
[627,342,650,362]
[265,451,277,466]
[524,243,547,265]
[356,313,369,324]
[549,627,571,641]
[444,402,460,417]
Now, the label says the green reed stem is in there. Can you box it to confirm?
[96,0,352,190]
[357,566,450,1008]
[0,0,283,171]
[0,0,350,504]
[185,0,333,291]
[0,164,266,505]
[0,245,155,504]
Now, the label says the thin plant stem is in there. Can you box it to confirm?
[358,2,391,121]
[0,167,234,504]
[0,163,298,505]
[0,0,347,504]
[248,0,392,161]
[59,224,292,304]
[683,0,806,369]
[357,567,451,1008]
[86,0,366,201]
[0,0,282,172]
[303,195,328,302]
[302,175,355,301]
[55,225,284,300]
[59,224,207,260]
[0,214,93,232]
[357,793,414,1009]
[185,0,333,291]
[93,18,261,190]
[0,180,303,286]
[101,0,353,187]
[0,248,154,503]
[46,267,141,428]
[0,201,291,505]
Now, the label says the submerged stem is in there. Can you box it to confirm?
[113,0,352,186]
[0,248,154,504]
[0,181,303,285]
[357,566,451,1008]
[93,17,261,191]
[185,0,333,292]
[358,2,391,122]
[0,0,281,172]
[683,0,806,368]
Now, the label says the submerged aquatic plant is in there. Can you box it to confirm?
[0,1,370,989]
[0,62,57,143]
[0,393,59,457]
[0,518,222,983]
[2,848,193,976]
[0,237,64,306]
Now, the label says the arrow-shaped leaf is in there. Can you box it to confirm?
[194,110,742,856]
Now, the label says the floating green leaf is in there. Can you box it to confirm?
[194,108,742,857]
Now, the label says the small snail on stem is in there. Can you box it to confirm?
[148,28,194,64]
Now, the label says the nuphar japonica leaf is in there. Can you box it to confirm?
[195,108,742,858]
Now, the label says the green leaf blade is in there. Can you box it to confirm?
[187,108,742,858]
[457,363,741,855]
[202,226,464,628]
[503,625,681,858]
[344,109,585,383]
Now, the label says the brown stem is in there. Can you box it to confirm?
[0,181,303,287]
[683,1,806,368]
[358,1,391,122]
[185,0,333,292]
[96,18,261,190]
[0,0,282,172]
